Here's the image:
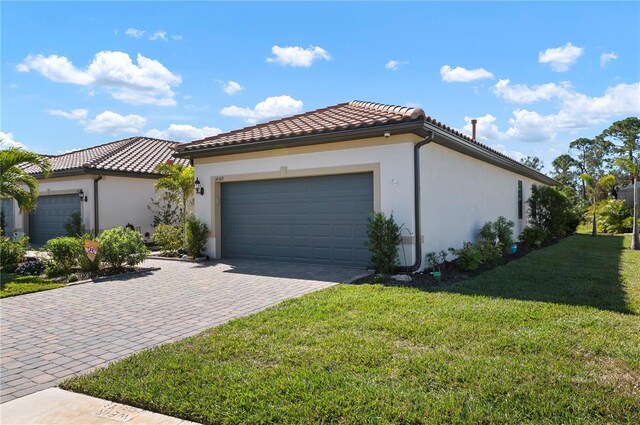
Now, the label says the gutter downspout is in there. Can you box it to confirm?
[396,130,434,273]
[94,175,102,235]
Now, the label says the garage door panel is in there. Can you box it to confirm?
[29,194,81,245]
[221,173,373,267]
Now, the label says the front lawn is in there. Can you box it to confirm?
[62,235,640,424]
[0,272,65,298]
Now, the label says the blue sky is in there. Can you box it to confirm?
[2,1,639,172]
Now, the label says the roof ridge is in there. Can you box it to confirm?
[349,100,425,120]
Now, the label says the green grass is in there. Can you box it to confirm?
[62,235,640,424]
[0,272,65,298]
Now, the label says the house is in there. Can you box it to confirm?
[174,100,558,270]
[3,137,188,245]
[618,183,639,209]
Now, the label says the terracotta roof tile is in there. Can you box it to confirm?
[23,137,189,176]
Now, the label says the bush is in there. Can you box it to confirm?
[527,185,578,238]
[598,199,632,234]
[0,235,27,272]
[479,216,514,254]
[519,226,549,247]
[153,224,183,255]
[367,212,402,274]
[64,212,85,237]
[14,260,45,276]
[45,237,84,273]
[425,250,447,272]
[185,215,209,258]
[97,227,149,270]
[448,243,483,271]
[477,239,503,266]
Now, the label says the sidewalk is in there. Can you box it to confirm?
[0,388,200,425]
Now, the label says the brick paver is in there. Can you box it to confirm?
[0,259,361,403]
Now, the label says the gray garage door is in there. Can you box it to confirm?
[29,194,81,245]
[221,173,373,267]
[1,199,14,236]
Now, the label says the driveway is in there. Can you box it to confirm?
[0,259,362,403]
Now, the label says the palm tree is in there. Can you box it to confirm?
[0,147,51,212]
[154,162,194,240]
[580,174,615,236]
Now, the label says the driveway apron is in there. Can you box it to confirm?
[0,259,361,403]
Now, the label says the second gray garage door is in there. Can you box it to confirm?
[221,173,373,267]
[29,194,81,245]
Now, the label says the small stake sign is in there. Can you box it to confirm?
[84,240,100,262]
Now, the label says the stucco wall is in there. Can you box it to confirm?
[97,176,158,236]
[194,134,422,264]
[420,142,539,256]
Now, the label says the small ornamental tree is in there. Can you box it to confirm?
[185,215,209,258]
[367,212,402,275]
[527,185,578,239]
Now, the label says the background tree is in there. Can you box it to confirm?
[601,117,640,249]
[569,137,613,199]
[0,147,51,212]
[154,162,195,240]
[520,156,544,172]
[551,154,578,190]
[580,174,615,236]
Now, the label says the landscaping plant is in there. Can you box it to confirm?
[0,235,27,272]
[153,224,183,255]
[448,242,483,271]
[519,226,549,247]
[367,212,402,274]
[97,227,149,270]
[598,199,633,234]
[527,185,579,238]
[14,260,45,276]
[0,147,51,213]
[479,216,514,254]
[63,212,86,237]
[185,215,209,258]
[45,236,84,275]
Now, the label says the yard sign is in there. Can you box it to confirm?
[84,240,100,262]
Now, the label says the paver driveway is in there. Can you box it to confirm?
[0,259,362,403]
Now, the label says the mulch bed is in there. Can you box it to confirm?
[351,239,559,290]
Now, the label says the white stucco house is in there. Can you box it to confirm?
[173,100,558,270]
[2,137,188,245]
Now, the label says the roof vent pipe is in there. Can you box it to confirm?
[471,119,477,141]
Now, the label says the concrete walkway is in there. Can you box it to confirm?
[0,388,200,424]
[1,258,362,403]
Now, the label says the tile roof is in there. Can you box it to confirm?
[175,100,543,176]
[23,137,189,176]
[177,100,425,152]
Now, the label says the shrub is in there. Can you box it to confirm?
[153,224,183,255]
[367,212,402,274]
[479,216,514,254]
[67,273,79,283]
[425,250,447,272]
[448,243,483,271]
[14,260,45,276]
[519,226,549,247]
[97,227,149,270]
[598,199,632,234]
[527,185,578,238]
[185,215,209,258]
[64,212,85,237]
[45,237,84,272]
[477,239,503,267]
[0,235,27,272]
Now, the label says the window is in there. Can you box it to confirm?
[518,180,523,219]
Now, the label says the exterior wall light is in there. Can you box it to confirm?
[195,178,204,195]
[78,189,88,202]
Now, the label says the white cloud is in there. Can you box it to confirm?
[217,80,244,95]
[83,111,146,135]
[125,28,145,38]
[0,131,27,149]
[266,45,331,67]
[18,51,182,106]
[145,124,221,142]
[538,42,584,72]
[149,31,168,41]
[600,51,618,68]
[171,35,184,41]
[17,55,95,84]
[221,95,303,124]
[490,144,526,162]
[440,65,494,82]
[46,108,88,120]
[385,60,408,71]
[462,114,501,142]
[493,79,572,104]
